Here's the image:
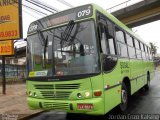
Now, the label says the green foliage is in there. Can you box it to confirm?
[149,42,157,56]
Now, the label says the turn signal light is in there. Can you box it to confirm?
[94,91,102,96]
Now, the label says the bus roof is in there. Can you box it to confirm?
[27,3,149,47]
[27,4,94,34]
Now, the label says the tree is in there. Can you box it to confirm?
[149,42,157,57]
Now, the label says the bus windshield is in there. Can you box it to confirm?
[27,20,100,77]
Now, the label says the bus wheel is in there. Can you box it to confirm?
[144,73,150,90]
[120,83,128,112]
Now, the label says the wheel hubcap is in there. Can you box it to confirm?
[147,80,150,87]
[122,90,127,103]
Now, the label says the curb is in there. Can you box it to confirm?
[18,111,44,120]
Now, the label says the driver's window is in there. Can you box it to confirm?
[98,21,117,55]
[98,23,109,54]
[98,17,118,72]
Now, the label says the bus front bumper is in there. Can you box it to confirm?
[27,97,104,115]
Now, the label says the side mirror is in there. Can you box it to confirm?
[24,38,27,41]
[101,54,118,72]
[80,44,85,56]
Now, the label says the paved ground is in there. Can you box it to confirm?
[0,83,41,119]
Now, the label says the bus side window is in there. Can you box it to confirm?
[106,20,117,55]
[98,23,109,54]
[115,27,125,43]
[135,39,142,59]
[98,20,117,56]
[115,27,128,57]
[126,34,136,58]
[145,45,149,61]
[139,42,146,60]
[148,47,151,60]
[134,39,140,49]
[149,48,153,60]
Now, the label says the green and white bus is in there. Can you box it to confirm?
[26,4,155,115]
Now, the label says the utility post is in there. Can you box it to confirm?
[2,56,6,94]
[0,40,14,95]
[0,0,22,94]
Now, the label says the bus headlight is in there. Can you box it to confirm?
[28,91,32,96]
[85,92,90,97]
[33,92,37,97]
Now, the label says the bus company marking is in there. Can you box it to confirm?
[120,62,129,74]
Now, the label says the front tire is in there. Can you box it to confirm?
[119,83,128,112]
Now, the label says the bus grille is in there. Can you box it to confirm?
[43,102,69,110]
[40,91,72,99]
[34,84,80,89]
[34,83,80,99]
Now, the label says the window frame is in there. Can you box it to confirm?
[125,33,136,59]
[115,26,129,58]
[96,10,151,61]
[97,13,118,56]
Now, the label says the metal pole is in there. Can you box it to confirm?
[2,56,6,94]
[17,65,18,78]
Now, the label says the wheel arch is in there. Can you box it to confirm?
[122,77,131,96]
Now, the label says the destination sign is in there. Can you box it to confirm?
[28,4,93,34]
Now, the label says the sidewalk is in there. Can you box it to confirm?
[0,83,41,119]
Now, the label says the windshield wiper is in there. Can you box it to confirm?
[61,20,75,42]
[37,30,46,46]
[43,35,48,68]
[37,30,48,68]
[60,20,75,54]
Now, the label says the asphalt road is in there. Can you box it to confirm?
[28,71,160,120]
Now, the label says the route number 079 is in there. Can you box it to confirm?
[77,9,91,18]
